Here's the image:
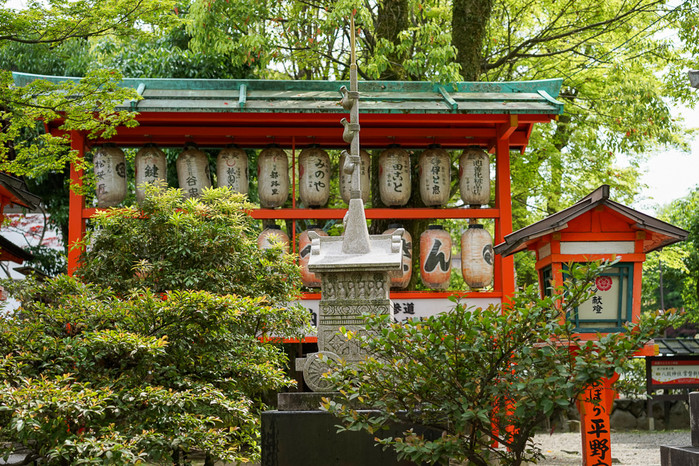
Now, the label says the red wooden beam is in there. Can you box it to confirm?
[81,207,501,220]
[126,111,557,127]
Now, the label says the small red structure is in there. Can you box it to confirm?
[495,185,687,465]
[0,173,41,265]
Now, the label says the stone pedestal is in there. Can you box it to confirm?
[660,392,699,465]
[262,393,443,466]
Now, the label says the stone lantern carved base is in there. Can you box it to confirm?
[295,216,403,392]
[296,271,394,392]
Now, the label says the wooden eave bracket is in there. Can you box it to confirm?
[437,86,458,111]
[239,84,247,108]
[537,89,565,109]
[497,114,518,140]
[130,83,146,111]
[521,123,534,154]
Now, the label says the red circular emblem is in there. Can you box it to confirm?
[595,276,613,292]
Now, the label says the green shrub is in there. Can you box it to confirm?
[0,186,309,464]
[324,262,675,466]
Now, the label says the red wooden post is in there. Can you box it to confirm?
[67,131,86,276]
[494,118,516,307]
[491,118,518,448]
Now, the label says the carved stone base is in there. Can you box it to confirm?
[295,351,340,393]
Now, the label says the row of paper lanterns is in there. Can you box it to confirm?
[258,223,494,291]
[92,144,491,208]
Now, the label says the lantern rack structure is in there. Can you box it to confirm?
[13,72,565,315]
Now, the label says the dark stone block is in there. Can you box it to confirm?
[277,392,335,411]
[691,392,699,447]
[262,409,444,466]
[661,445,699,466]
[668,401,690,430]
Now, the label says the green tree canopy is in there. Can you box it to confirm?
[641,186,699,317]
[0,0,180,178]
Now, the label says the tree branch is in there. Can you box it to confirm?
[484,0,665,70]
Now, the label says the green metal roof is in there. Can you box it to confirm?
[12,72,564,115]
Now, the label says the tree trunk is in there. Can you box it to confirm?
[374,0,409,80]
[452,0,493,81]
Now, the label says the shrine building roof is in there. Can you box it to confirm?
[12,72,564,151]
[494,185,688,257]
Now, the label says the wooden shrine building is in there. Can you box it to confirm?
[12,72,565,317]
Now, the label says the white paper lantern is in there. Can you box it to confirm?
[459,148,490,206]
[379,146,411,207]
[298,147,330,207]
[176,143,211,199]
[93,146,127,208]
[217,147,248,195]
[383,224,412,289]
[461,224,494,290]
[257,225,290,253]
[418,147,451,207]
[339,149,370,204]
[135,144,167,204]
[419,225,451,290]
[257,147,289,208]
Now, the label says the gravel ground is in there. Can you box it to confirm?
[1,431,689,465]
[533,430,690,465]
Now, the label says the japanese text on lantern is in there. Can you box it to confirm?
[270,166,280,195]
[472,157,483,195]
[311,157,327,192]
[227,166,240,185]
[431,157,441,195]
[391,163,404,192]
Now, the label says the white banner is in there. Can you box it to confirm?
[293,297,502,327]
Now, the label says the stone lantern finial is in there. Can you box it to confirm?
[294,13,404,392]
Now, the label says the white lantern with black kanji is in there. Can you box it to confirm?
[176,143,211,199]
[419,225,451,290]
[257,224,290,253]
[379,146,411,207]
[383,224,412,289]
[216,147,248,195]
[418,147,451,207]
[257,147,289,208]
[298,225,328,287]
[461,224,494,290]
[93,145,127,208]
[459,148,490,207]
[135,144,167,204]
[298,147,330,207]
[339,149,370,204]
